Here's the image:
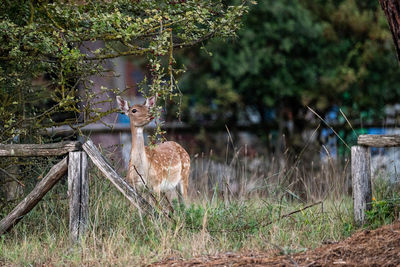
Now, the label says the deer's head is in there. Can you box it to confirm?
[116,96,156,127]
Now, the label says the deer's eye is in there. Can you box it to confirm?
[131,109,137,113]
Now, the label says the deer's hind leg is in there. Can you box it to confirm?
[177,162,190,204]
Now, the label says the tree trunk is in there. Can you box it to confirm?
[379,0,400,62]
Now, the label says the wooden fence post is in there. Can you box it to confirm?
[351,145,372,225]
[68,152,89,243]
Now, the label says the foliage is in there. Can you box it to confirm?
[366,177,400,229]
[366,198,398,229]
[0,0,249,144]
[303,0,400,119]
[179,0,400,132]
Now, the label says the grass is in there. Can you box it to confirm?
[0,141,396,266]
[0,169,355,266]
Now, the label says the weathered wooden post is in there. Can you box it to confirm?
[351,145,372,225]
[68,151,89,243]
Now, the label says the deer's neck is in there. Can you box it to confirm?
[131,125,145,156]
[130,125,148,179]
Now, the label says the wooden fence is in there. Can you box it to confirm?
[2,134,395,240]
[0,139,153,242]
[352,134,400,225]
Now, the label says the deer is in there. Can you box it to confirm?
[116,95,190,202]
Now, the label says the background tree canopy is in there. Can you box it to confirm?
[2,0,400,150]
[179,0,400,148]
[0,0,248,144]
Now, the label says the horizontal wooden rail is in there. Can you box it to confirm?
[0,141,82,157]
[358,134,400,147]
[45,122,189,135]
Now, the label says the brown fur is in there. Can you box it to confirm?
[117,96,190,200]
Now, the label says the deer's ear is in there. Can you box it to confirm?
[144,96,156,108]
[116,96,130,115]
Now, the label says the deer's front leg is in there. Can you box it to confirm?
[126,171,135,187]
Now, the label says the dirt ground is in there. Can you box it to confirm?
[151,222,400,266]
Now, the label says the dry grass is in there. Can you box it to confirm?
[0,146,357,266]
[189,144,351,202]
